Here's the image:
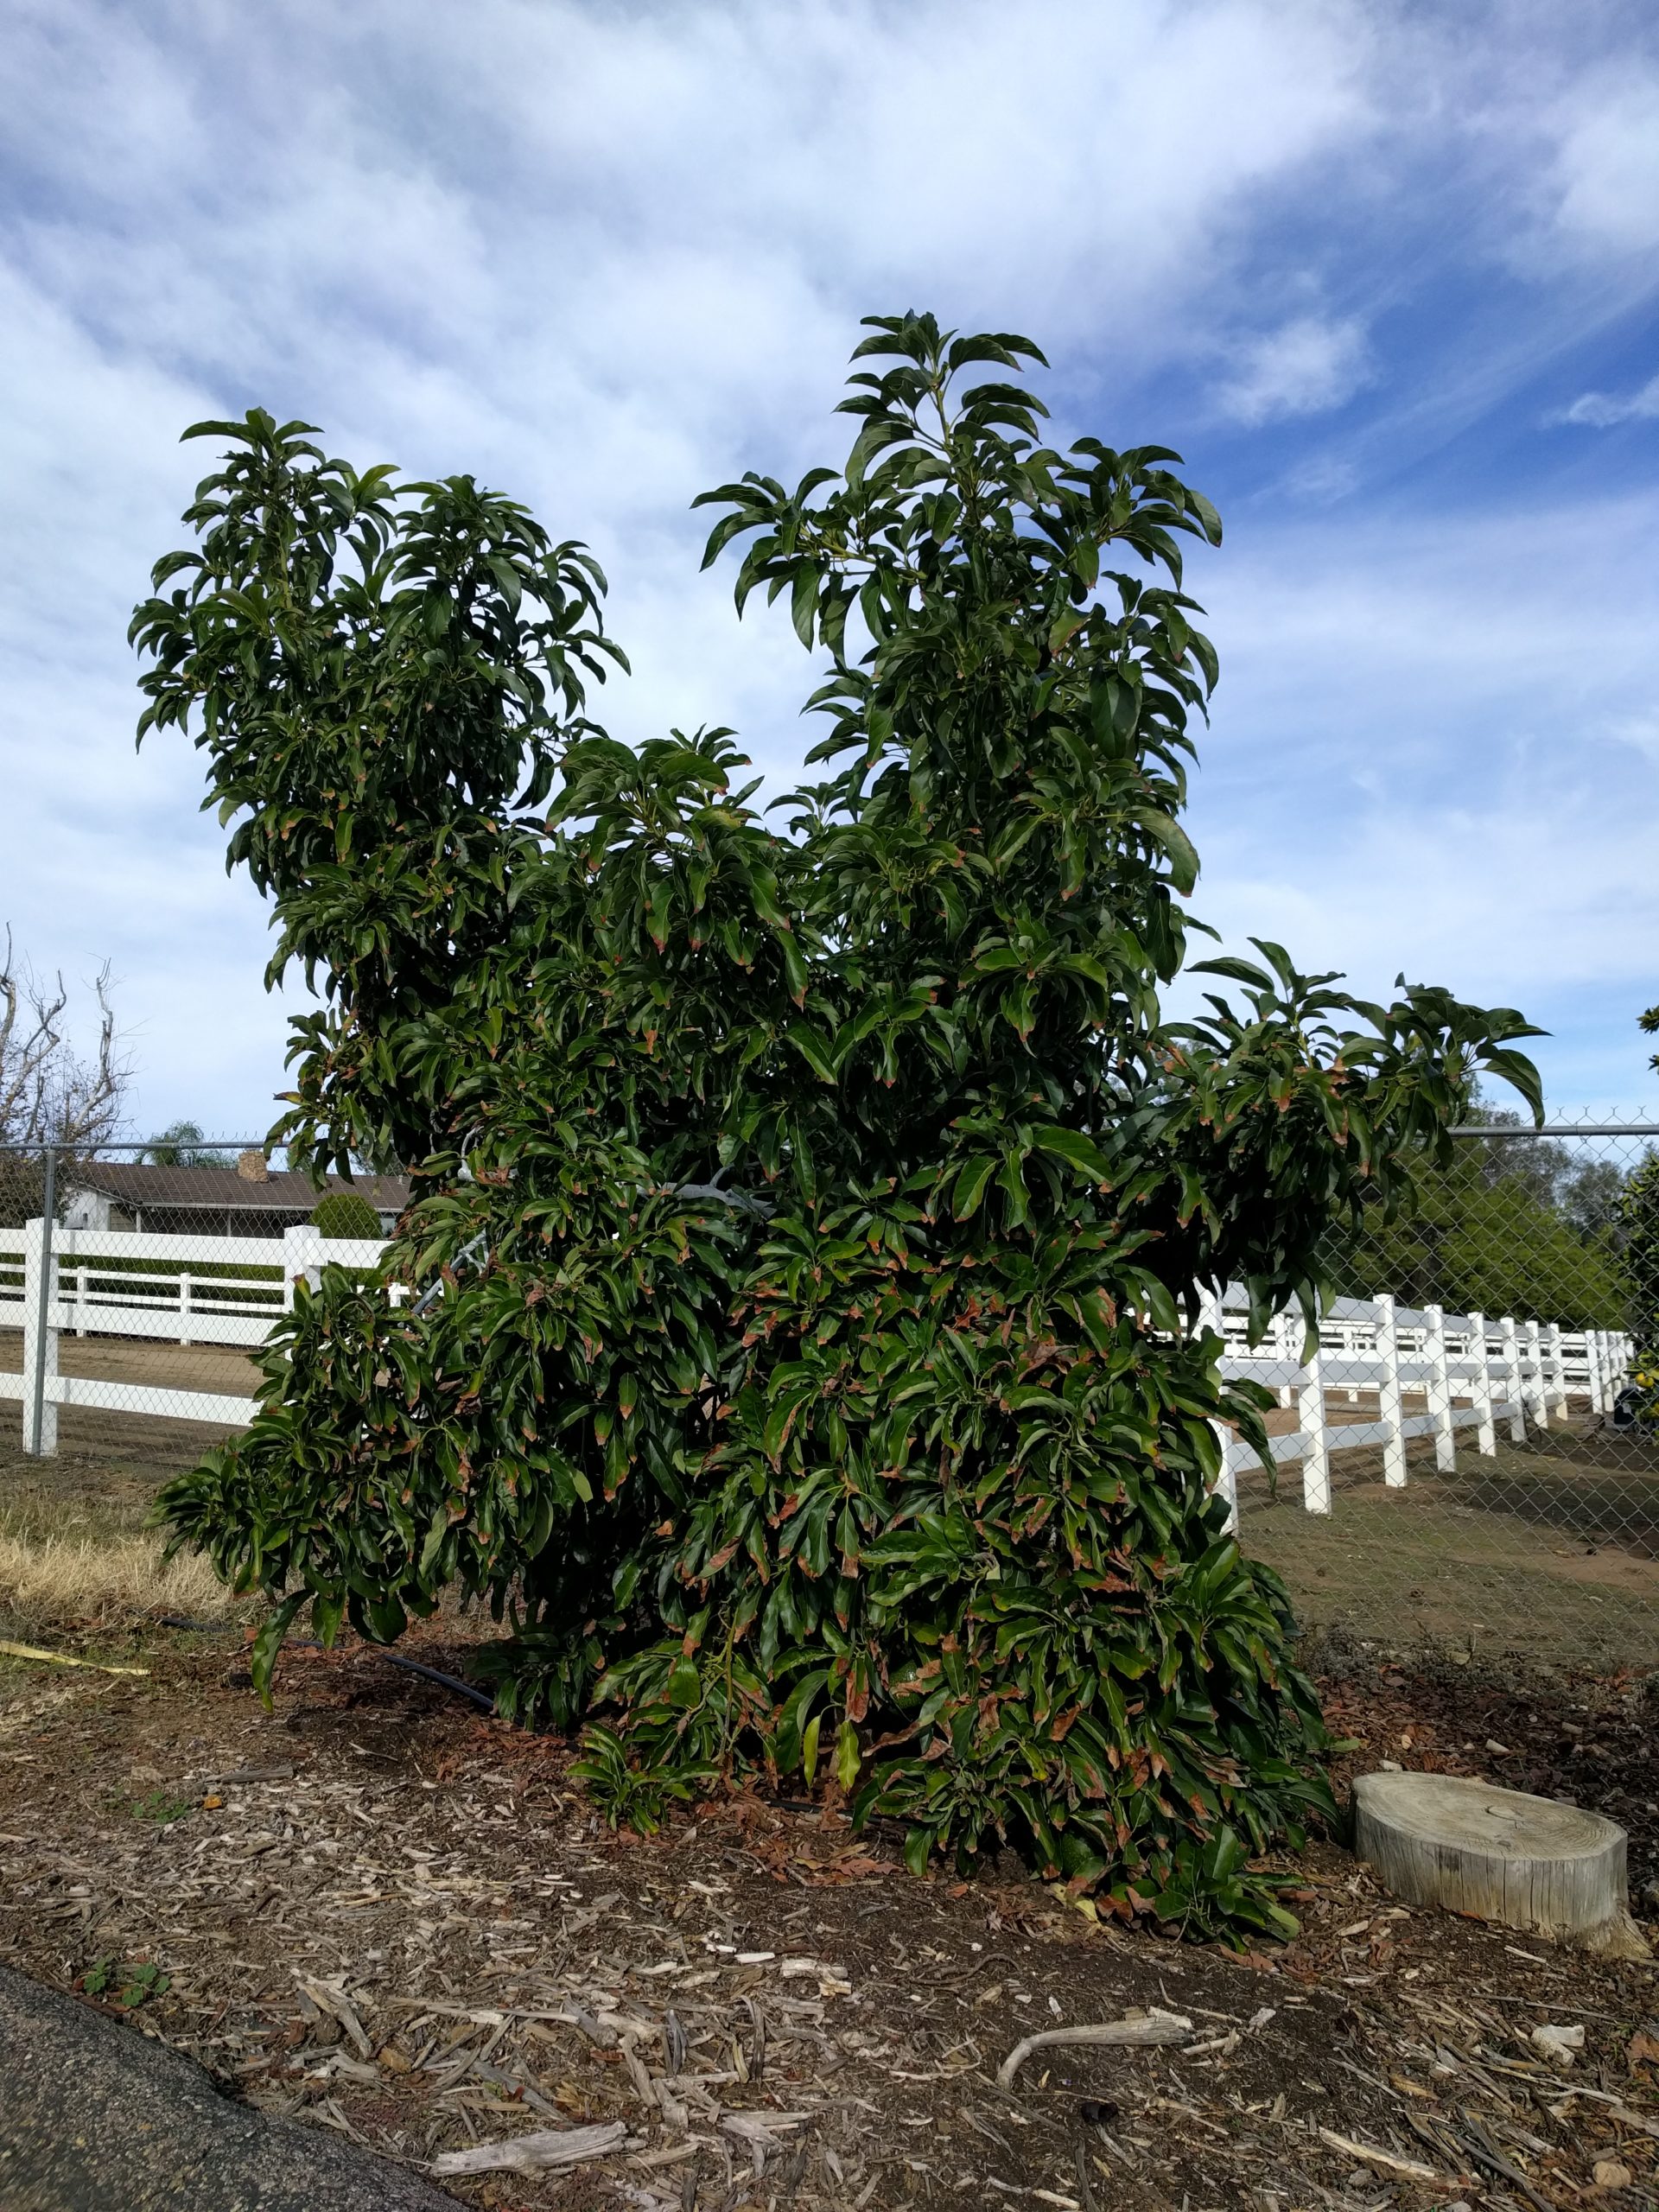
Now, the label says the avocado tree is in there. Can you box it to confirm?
[138,315,1540,1936]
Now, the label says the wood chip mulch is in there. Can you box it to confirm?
[1,1630,1655,2212]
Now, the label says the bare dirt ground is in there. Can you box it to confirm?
[1240,1415,1659,1674]
[1,1622,1656,2212]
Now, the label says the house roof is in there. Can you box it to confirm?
[67,1164,411,1216]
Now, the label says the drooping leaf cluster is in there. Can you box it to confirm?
[142,320,1541,1936]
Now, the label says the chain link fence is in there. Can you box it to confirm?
[3,1124,1656,1669]
[1229,1122,1659,1669]
[0,1142,399,1564]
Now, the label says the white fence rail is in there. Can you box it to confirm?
[0,1222,1635,1485]
[0,1221,387,1448]
[1201,1288,1632,1528]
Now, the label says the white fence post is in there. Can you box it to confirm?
[1500,1314,1526,1444]
[179,1268,193,1348]
[1376,1292,1407,1489]
[1300,1327,1331,1515]
[1468,1311,1497,1456]
[1523,1318,1546,1427]
[1425,1301,1455,1471]
[75,1263,88,1338]
[1272,1310,1294,1406]
[1196,1290,1240,1534]
[1545,1320,1565,1421]
[21,1217,59,1457]
[1208,1420,1239,1534]
[283,1223,324,1304]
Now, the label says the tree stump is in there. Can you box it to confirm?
[1354,1770,1650,1960]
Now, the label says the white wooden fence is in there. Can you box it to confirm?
[1202,1288,1632,1529]
[0,1221,386,1451]
[0,1222,1634,1484]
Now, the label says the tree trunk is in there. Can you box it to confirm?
[1354,1770,1650,1961]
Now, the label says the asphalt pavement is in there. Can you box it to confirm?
[0,1964,461,2211]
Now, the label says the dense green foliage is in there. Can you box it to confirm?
[140,317,1541,1936]
[1621,1150,1659,1354]
[310,1190,384,1240]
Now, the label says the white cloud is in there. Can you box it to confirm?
[1214,315,1374,426]
[0,0,1657,1128]
[1179,490,1659,1110]
[1607,712,1659,760]
[1541,72,1659,262]
[1551,372,1659,427]
[0,0,1390,1131]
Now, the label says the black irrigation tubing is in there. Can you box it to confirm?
[155,1616,498,1713]
[379,1653,497,1712]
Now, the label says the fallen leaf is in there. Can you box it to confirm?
[0,1640,148,1677]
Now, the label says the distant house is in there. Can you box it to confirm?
[63,1149,410,1236]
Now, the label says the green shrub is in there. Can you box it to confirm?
[140,319,1540,1939]
[310,1190,383,1241]
[1620,1149,1659,1352]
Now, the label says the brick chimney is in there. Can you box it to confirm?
[236,1147,270,1183]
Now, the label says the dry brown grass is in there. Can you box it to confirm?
[0,1530,253,1634]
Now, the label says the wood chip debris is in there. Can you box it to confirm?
[1316,2126,1454,2183]
[430,2119,631,2175]
[1,1638,1655,2212]
[997,2008,1193,2088]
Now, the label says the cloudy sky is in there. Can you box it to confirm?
[3,0,1658,1139]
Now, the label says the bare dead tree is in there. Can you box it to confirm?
[0,928,130,1148]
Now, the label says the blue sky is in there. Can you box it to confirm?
[3,0,1657,1137]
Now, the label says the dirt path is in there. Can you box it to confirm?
[1,1632,1655,2211]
